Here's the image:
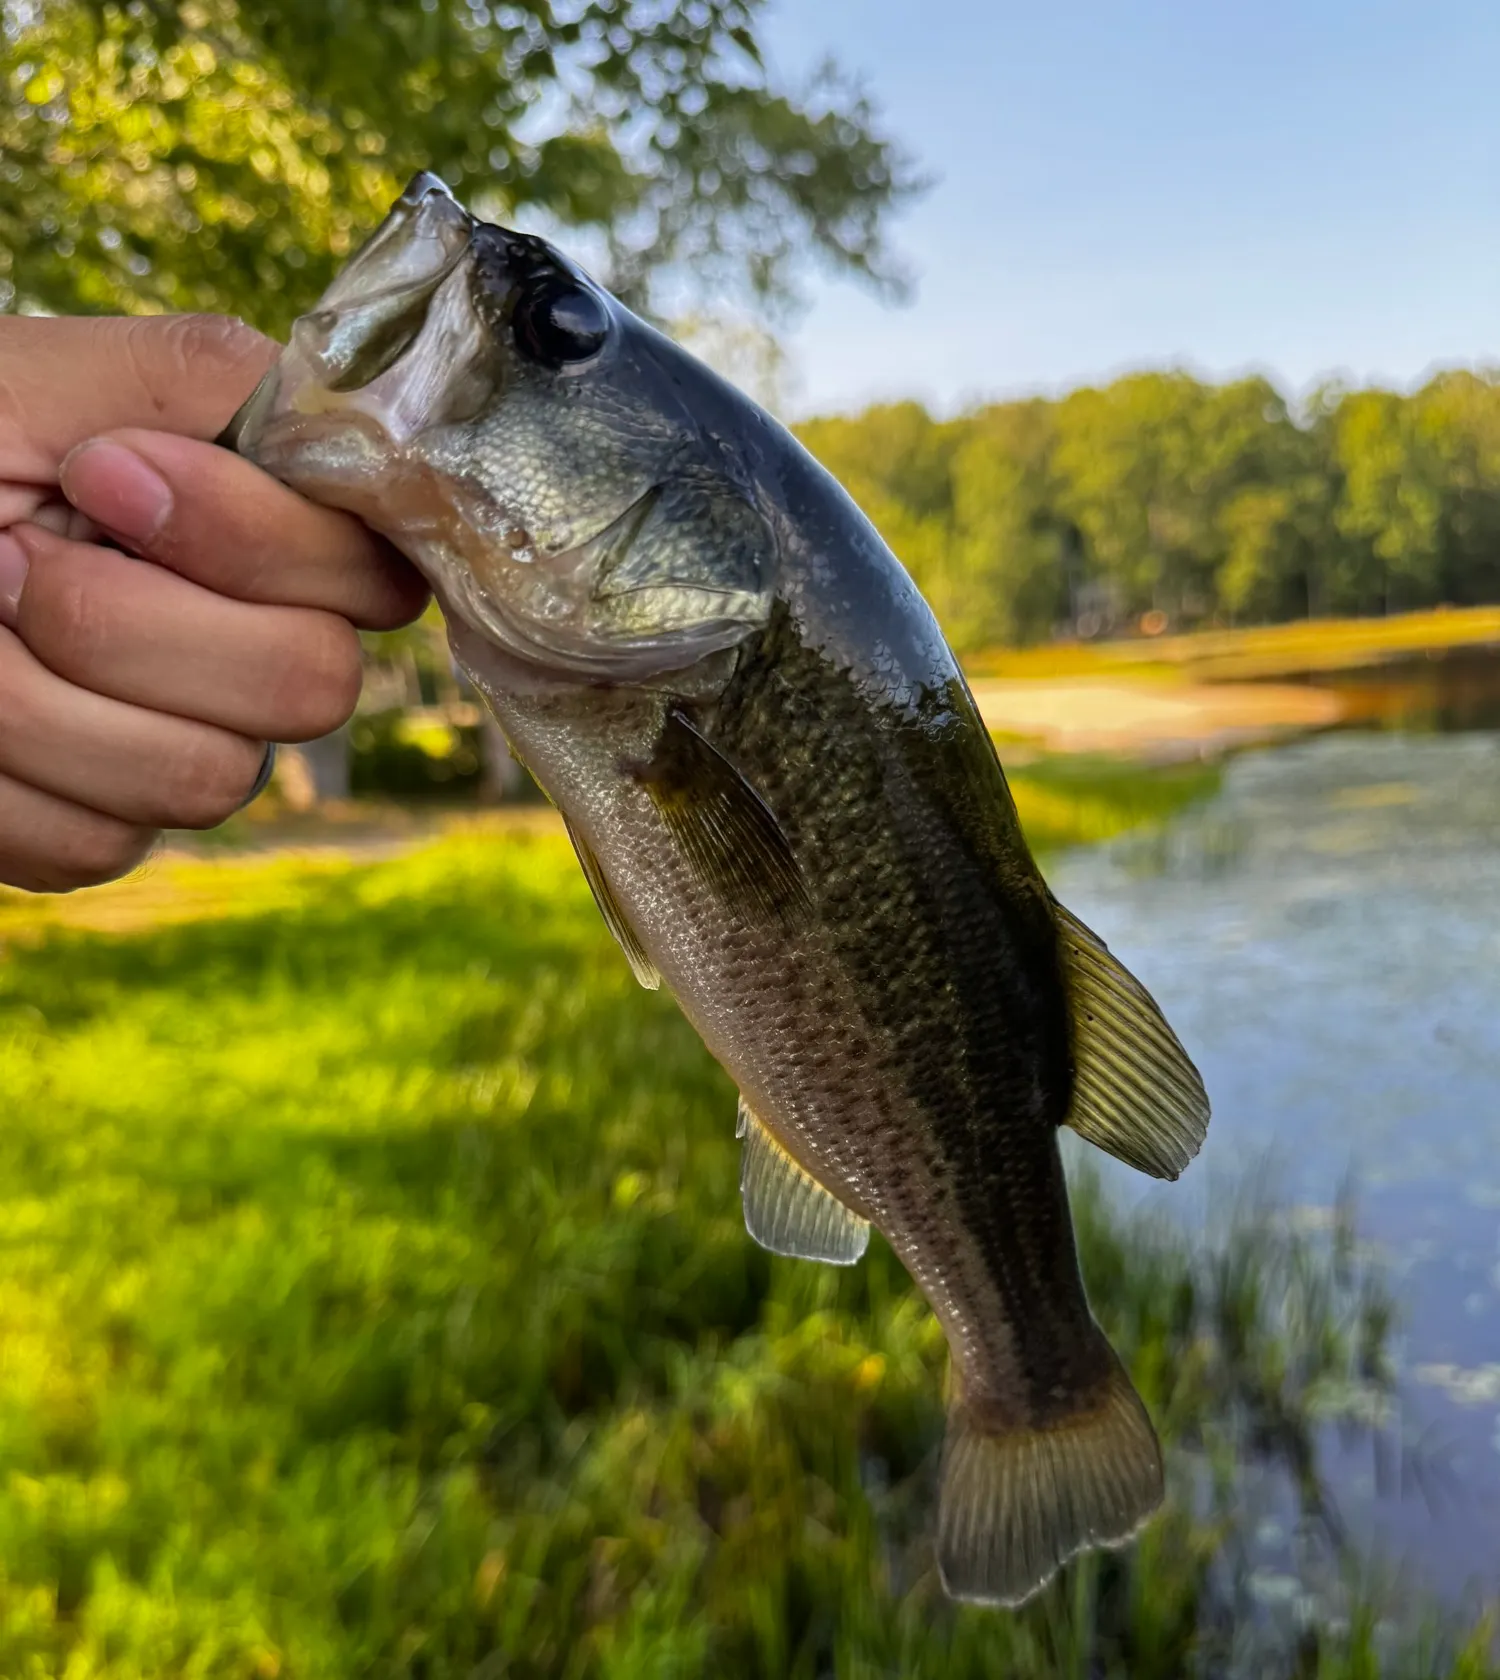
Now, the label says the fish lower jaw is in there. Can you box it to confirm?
[243,398,404,513]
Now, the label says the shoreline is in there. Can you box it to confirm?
[969,674,1346,759]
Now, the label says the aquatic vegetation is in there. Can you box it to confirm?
[0,830,1489,1676]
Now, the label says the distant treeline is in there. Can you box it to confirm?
[794,370,1500,651]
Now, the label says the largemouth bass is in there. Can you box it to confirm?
[228,173,1210,1607]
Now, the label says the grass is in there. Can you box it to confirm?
[1008,755,1223,852]
[966,603,1500,683]
[0,779,1492,1677]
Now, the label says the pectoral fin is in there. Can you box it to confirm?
[1053,900,1209,1180]
[633,709,811,928]
[738,1097,869,1265]
[563,816,660,990]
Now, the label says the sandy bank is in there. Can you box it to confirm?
[969,676,1345,757]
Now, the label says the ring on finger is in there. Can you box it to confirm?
[239,741,277,810]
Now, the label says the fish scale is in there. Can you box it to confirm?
[709,610,1089,1359]
[230,169,1211,1608]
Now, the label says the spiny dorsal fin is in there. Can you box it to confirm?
[1053,899,1209,1180]
[937,1349,1163,1606]
[633,710,811,928]
[562,815,660,990]
[738,1096,869,1266]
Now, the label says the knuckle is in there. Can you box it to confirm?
[169,313,270,375]
[166,735,263,830]
[48,818,155,892]
[121,314,273,417]
[274,616,363,740]
[356,562,430,632]
[28,557,107,682]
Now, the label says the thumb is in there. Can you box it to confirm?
[0,314,277,481]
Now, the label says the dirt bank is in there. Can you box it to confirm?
[969,676,1346,757]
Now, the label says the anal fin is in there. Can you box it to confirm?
[563,816,660,990]
[1053,899,1210,1180]
[737,1097,868,1266]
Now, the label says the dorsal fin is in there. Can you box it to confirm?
[1053,900,1209,1180]
[738,1097,869,1265]
[631,710,811,928]
[562,815,660,990]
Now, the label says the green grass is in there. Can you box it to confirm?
[0,819,1491,1677]
[1008,754,1223,852]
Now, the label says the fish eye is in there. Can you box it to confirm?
[512,280,610,367]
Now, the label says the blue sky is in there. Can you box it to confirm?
[761,0,1499,417]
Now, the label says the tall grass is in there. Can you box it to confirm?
[0,812,1489,1676]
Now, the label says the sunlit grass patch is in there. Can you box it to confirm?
[1009,753,1222,853]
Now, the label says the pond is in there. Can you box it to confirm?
[1048,715,1500,1614]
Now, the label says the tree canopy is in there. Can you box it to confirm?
[797,369,1500,652]
[1,0,920,331]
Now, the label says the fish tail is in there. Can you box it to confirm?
[936,1344,1163,1607]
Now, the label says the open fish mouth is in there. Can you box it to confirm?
[301,171,476,396]
[222,173,495,455]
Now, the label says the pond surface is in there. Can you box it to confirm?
[1316,645,1500,734]
[1049,724,1500,1609]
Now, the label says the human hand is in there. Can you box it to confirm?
[0,314,429,892]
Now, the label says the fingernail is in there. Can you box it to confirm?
[59,439,173,546]
[0,532,28,628]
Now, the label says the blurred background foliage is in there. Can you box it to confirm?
[797,373,1500,653]
[0,0,919,328]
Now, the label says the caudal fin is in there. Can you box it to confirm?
[936,1353,1163,1607]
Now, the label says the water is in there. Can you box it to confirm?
[1319,646,1500,734]
[1050,723,1500,1607]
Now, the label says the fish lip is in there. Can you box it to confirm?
[267,175,479,411]
[397,170,460,211]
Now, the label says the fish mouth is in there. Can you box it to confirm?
[224,171,601,456]
[297,173,475,394]
[224,173,498,454]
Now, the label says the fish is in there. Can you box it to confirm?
[226,172,1211,1607]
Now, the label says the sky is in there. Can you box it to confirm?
[759,0,1499,418]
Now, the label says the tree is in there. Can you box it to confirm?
[791,370,1500,653]
[947,400,1067,646]
[0,0,921,330]
[1398,372,1500,607]
[1204,378,1334,624]
[1328,387,1447,615]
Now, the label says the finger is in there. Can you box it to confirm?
[0,768,155,894]
[12,526,364,743]
[0,485,101,544]
[0,497,97,610]
[59,430,429,631]
[0,315,275,482]
[0,625,266,829]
